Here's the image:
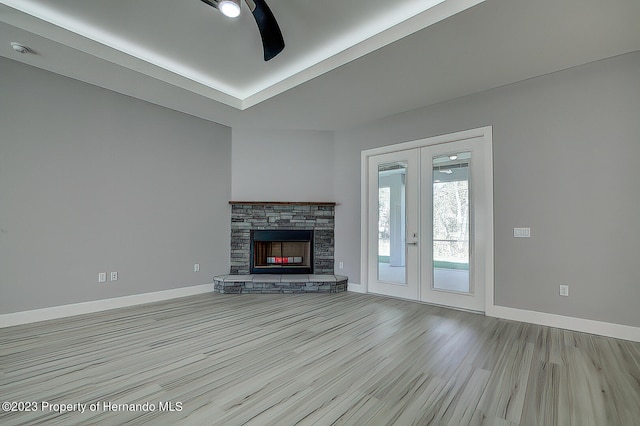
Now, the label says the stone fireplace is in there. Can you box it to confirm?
[214,201,346,294]
[229,202,335,275]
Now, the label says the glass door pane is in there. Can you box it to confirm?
[432,152,470,293]
[368,148,419,301]
[378,162,407,284]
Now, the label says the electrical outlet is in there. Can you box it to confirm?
[559,285,569,297]
[194,263,200,272]
[339,261,344,269]
[514,227,531,238]
[98,272,107,283]
[110,272,118,282]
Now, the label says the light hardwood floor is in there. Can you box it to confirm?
[1,292,639,425]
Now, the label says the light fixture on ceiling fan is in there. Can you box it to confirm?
[200,0,285,61]
[218,0,241,18]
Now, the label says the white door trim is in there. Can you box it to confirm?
[360,126,494,311]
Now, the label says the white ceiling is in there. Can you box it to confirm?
[1,0,639,130]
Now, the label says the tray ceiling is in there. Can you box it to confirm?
[1,0,639,130]
[0,0,471,109]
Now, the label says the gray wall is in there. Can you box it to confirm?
[0,57,232,314]
[231,127,334,202]
[3,49,639,329]
[334,51,640,327]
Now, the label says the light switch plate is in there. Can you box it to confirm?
[98,272,106,283]
[514,227,531,238]
[559,285,569,296]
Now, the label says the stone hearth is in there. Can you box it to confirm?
[213,274,348,294]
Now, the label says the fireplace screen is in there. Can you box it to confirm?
[251,230,313,274]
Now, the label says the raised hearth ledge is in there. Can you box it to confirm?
[213,274,348,294]
[229,201,337,206]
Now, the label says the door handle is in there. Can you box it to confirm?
[406,241,418,245]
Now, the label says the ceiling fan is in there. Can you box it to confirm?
[200,0,285,61]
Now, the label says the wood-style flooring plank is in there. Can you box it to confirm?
[1,292,639,425]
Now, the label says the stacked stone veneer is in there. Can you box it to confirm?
[213,274,348,294]
[230,202,335,275]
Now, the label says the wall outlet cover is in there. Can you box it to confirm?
[110,272,118,282]
[514,227,531,238]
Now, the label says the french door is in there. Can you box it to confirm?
[364,129,492,312]
[367,149,420,300]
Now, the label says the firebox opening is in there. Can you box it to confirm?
[251,230,314,274]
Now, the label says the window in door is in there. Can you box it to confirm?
[377,162,407,284]
[432,152,470,293]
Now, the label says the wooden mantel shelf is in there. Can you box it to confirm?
[229,201,337,206]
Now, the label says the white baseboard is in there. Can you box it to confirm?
[350,284,639,342]
[0,283,215,328]
[487,304,640,342]
[5,283,637,342]
[347,282,366,293]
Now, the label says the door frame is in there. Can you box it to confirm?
[360,126,494,312]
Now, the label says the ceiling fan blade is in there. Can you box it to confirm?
[245,0,285,61]
[200,0,218,10]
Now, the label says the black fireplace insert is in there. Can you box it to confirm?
[250,230,314,274]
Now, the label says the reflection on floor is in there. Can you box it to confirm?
[378,263,469,293]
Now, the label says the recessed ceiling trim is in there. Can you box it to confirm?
[242,0,486,109]
[1,0,485,111]
[0,1,245,106]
